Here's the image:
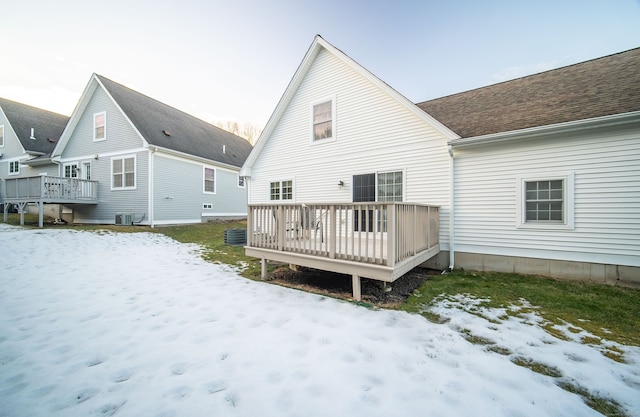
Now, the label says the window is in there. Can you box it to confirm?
[517,173,574,229]
[64,163,79,178]
[378,171,403,202]
[526,180,563,221]
[0,125,4,147]
[270,180,293,200]
[9,160,19,175]
[94,112,106,141]
[238,176,245,188]
[204,167,216,193]
[312,98,335,142]
[112,156,136,189]
[203,203,213,209]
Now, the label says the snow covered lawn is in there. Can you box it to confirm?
[1,225,638,416]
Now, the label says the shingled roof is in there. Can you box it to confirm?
[416,47,640,138]
[0,97,68,155]
[96,75,252,168]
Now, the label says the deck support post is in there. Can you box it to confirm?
[352,274,362,301]
[38,201,44,228]
[17,202,28,226]
[261,258,268,280]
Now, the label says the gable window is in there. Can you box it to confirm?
[312,97,335,142]
[112,156,136,189]
[517,173,574,229]
[204,167,216,193]
[9,160,19,175]
[270,180,293,200]
[0,125,4,147]
[94,112,106,141]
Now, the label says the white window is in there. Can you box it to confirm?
[94,112,106,141]
[270,180,293,200]
[9,160,19,175]
[311,97,336,142]
[238,175,245,188]
[111,156,136,189]
[204,167,216,194]
[0,124,4,147]
[64,163,79,178]
[517,173,574,229]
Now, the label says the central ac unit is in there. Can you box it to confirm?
[115,213,134,225]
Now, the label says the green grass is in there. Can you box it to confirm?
[402,270,640,347]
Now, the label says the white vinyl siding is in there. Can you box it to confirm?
[248,48,451,247]
[452,128,640,267]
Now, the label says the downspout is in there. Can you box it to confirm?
[149,148,155,228]
[448,144,455,270]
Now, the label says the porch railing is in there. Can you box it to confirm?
[247,203,439,267]
[4,175,98,202]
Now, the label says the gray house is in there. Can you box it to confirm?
[3,74,253,227]
[0,97,69,219]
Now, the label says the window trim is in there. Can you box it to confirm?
[63,162,79,178]
[8,160,20,175]
[111,155,137,190]
[0,124,4,147]
[269,179,294,201]
[516,172,574,230]
[94,111,106,142]
[203,166,216,194]
[310,96,336,143]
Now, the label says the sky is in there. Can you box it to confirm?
[2,0,640,128]
[1,224,638,416]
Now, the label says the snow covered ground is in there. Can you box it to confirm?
[1,224,638,417]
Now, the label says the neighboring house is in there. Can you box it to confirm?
[240,35,640,299]
[0,97,69,218]
[2,73,253,227]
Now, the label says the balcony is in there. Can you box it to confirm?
[3,175,98,227]
[245,202,440,300]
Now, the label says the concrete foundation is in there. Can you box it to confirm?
[447,252,640,288]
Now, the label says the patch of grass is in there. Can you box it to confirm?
[420,310,450,324]
[460,329,495,346]
[402,270,640,347]
[557,381,630,417]
[511,357,562,378]
[486,345,512,355]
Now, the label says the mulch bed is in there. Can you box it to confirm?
[267,265,440,308]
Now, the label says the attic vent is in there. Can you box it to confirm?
[162,130,171,136]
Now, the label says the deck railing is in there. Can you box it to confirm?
[4,175,98,202]
[247,203,439,267]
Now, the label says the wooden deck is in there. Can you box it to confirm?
[3,175,98,227]
[245,203,440,300]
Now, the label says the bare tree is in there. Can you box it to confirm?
[214,120,262,144]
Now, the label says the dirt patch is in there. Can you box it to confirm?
[267,265,440,308]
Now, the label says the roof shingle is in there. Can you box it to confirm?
[416,47,640,138]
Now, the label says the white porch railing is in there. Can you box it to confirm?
[4,175,98,202]
[247,202,439,268]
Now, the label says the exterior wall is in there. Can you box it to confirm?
[248,48,451,247]
[452,122,640,274]
[152,153,246,225]
[60,85,149,224]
